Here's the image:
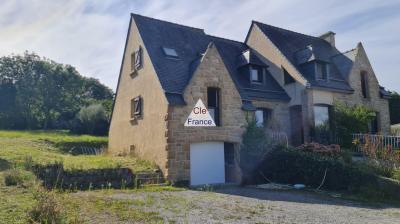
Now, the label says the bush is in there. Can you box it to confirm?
[71,104,109,136]
[4,169,36,187]
[240,120,272,183]
[353,134,400,177]
[29,189,66,224]
[296,142,341,157]
[253,146,376,191]
[332,102,376,148]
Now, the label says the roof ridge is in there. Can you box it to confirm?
[331,48,357,58]
[206,34,244,45]
[131,13,204,32]
[252,20,326,42]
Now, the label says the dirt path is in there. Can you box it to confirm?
[105,186,400,224]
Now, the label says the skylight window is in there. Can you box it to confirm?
[162,47,178,58]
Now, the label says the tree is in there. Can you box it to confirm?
[0,52,113,130]
[73,104,109,136]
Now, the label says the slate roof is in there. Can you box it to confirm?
[132,14,290,105]
[253,21,354,93]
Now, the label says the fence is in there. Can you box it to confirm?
[265,130,289,147]
[352,133,400,151]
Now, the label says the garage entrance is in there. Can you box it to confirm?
[190,142,225,185]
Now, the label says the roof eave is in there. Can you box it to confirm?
[310,85,354,94]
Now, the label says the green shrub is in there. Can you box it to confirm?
[29,189,66,224]
[4,169,36,187]
[253,146,376,191]
[71,104,109,136]
[240,120,272,183]
[332,102,376,148]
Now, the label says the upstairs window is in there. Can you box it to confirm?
[162,47,179,58]
[315,62,329,80]
[361,71,369,98]
[368,112,379,134]
[131,96,142,119]
[255,108,271,128]
[250,66,264,84]
[131,46,143,72]
[207,87,220,126]
[283,67,295,85]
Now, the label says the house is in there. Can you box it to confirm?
[109,14,390,185]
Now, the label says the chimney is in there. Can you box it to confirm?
[319,31,336,47]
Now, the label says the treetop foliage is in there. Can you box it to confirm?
[0,52,113,133]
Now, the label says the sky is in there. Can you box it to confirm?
[0,0,399,92]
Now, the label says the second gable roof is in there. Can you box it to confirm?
[253,21,354,93]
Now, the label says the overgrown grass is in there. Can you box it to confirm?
[394,169,400,181]
[0,185,36,224]
[0,130,155,172]
[0,130,178,223]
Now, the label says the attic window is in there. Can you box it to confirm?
[250,66,264,84]
[315,62,329,80]
[162,47,178,58]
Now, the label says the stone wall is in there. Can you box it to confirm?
[165,43,247,182]
[33,164,164,190]
[332,44,390,133]
[108,17,170,175]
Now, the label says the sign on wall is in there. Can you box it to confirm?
[184,99,216,127]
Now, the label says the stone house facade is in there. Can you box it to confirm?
[109,14,390,185]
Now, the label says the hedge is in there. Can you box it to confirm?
[251,146,377,192]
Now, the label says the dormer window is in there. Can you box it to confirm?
[315,62,329,80]
[250,66,264,84]
[162,47,178,58]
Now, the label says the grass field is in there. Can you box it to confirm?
[0,130,169,223]
[0,130,155,172]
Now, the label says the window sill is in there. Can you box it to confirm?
[130,70,138,78]
[130,116,141,125]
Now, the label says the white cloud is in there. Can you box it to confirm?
[0,0,399,92]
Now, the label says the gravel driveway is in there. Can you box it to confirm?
[108,186,400,224]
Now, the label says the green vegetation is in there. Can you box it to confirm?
[0,130,155,172]
[0,52,113,135]
[255,145,400,201]
[0,130,172,223]
[332,102,376,147]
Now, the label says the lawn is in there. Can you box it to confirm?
[0,167,179,224]
[0,130,164,223]
[0,130,155,172]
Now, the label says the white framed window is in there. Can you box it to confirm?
[255,108,271,127]
[313,105,329,127]
[250,66,263,84]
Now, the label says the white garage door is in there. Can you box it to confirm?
[190,142,225,185]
